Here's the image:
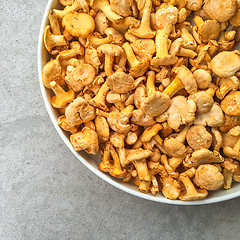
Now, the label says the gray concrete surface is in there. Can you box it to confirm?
[1,1,240,240]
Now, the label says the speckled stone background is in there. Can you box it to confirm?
[1,1,240,239]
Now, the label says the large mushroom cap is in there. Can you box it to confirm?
[198,20,220,43]
[203,0,237,22]
[221,91,240,116]
[194,164,224,190]
[62,12,95,38]
[186,125,212,150]
[211,51,240,78]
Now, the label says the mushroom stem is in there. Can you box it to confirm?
[193,15,204,29]
[121,105,135,119]
[130,0,155,38]
[122,42,141,68]
[155,24,172,59]
[180,173,199,195]
[146,71,156,96]
[175,126,190,143]
[206,88,215,97]
[104,54,114,76]
[153,134,163,146]
[50,81,66,97]
[163,76,184,98]
[89,83,110,111]
[133,159,151,181]
[48,10,61,35]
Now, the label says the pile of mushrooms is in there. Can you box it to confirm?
[42,0,240,201]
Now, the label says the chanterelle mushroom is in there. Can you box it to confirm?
[167,96,197,130]
[203,0,237,22]
[194,102,225,127]
[211,51,240,77]
[106,69,143,93]
[62,12,95,38]
[194,164,224,190]
[221,91,240,116]
[186,125,212,150]
[110,0,131,17]
[70,127,99,154]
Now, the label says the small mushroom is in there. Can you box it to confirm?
[155,5,179,30]
[189,89,214,113]
[131,39,156,61]
[98,142,112,172]
[163,66,197,98]
[95,116,110,142]
[70,127,99,154]
[179,171,208,200]
[183,149,224,168]
[211,51,240,77]
[48,10,61,35]
[59,0,74,6]
[131,109,156,126]
[62,12,95,38]
[50,81,75,108]
[87,32,113,48]
[219,115,240,133]
[107,105,134,133]
[186,125,212,151]
[105,27,125,45]
[194,102,225,127]
[211,127,223,152]
[89,83,110,111]
[163,126,189,157]
[111,17,140,35]
[186,0,203,11]
[203,0,237,22]
[216,76,239,100]
[193,16,220,43]
[106,69,144,94]
[57,115,78,133]
[44,25,67,53]
[150,24,178,67]
[84,47,101,70]
[129,0,156,38]
[58,41,84,59]
[65,97,96,125]
[42,59,65,88]
[141,124,163,143]
[192,69,212,90]
[122,42,149,77]
[110,0,131,17]
[167,96,196,130]
[65,64,96,92]
[141,71,171,117]
[194,164,224,190]
[223,130,240,161]
[221,91,240,116]
[91,0,123,23]
[97,44,125,76]
[160,154,179,178]
[95,11,109,35]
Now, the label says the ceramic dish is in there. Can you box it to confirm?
[38,0,240,205]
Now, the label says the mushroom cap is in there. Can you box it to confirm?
[219,115,240,132]
[193,69,212,90]
[131,39,156,61]
[108,112,131,133]
[130,61,149,78]
[230,8,240,26]
[198,20,220,43]
[65,97,96,125]
[131,109,156,126]
[184,149,224,168]
[176,66,198,94]
[70,127,99,154]
[106,70,135,93]
[167,96,197,130]
[163,137,187,157]
[179,188,208,201]
[211,51,240,77]
[95,11,109,35]
[194,164,224,190]
[162,177,180,200]
[141,92,171,117]
[97,43,123,57]
[186,0,203,11]
[156,5,179,30]
[42,59,65,88]
[110,0,131,17]
[62,12,95,38]
[194,102,225,127]
[221,91,240,116]
[223,146,240,161]
[203,0,236,22]
[150,55,178,67]
[59,0,74,6]
[189,91,214,113]
[186,125,212,150]
[125,148,152,163]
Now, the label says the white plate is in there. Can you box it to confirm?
[38,0,240,205]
